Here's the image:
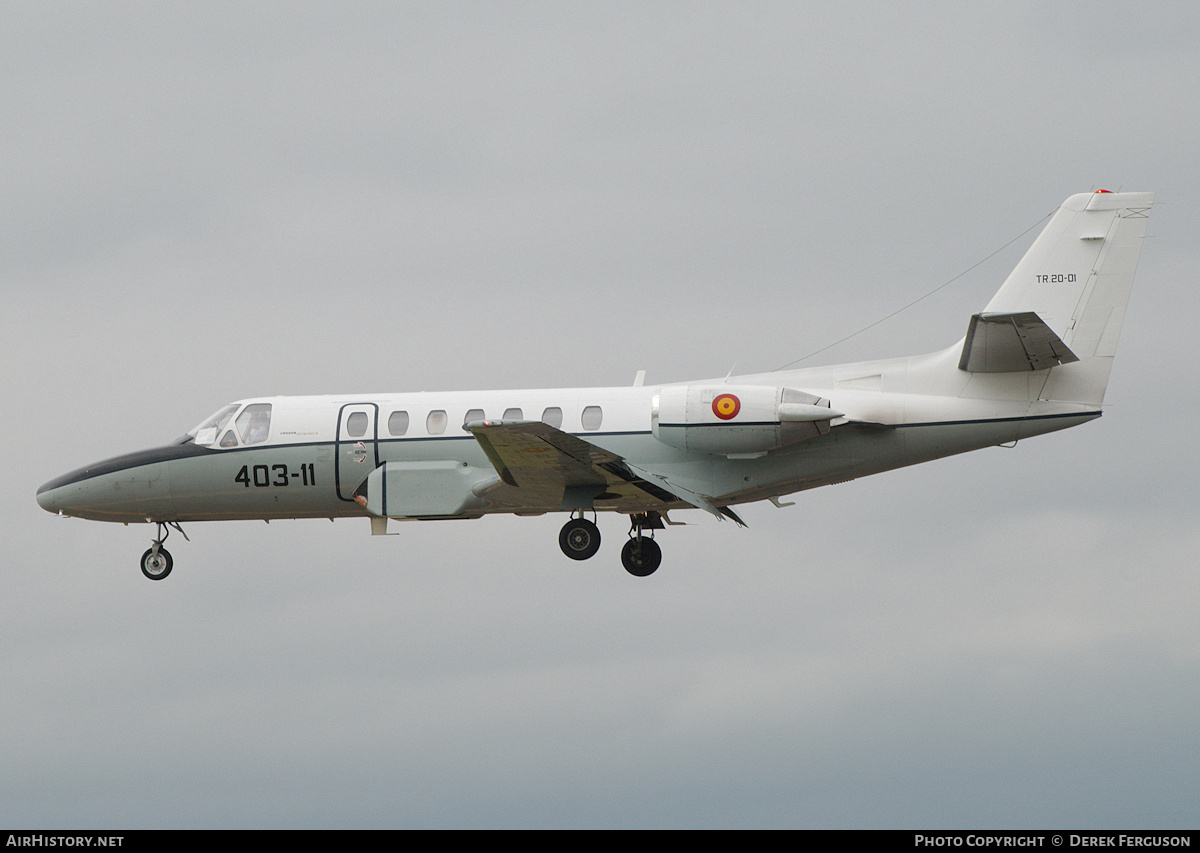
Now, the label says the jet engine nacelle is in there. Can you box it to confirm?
[651,385,842,456]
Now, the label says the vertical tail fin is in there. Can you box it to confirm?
[962,190,1153,405]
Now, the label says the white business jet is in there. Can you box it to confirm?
[37,190,1153,579]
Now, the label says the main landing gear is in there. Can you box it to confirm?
[557,512,664,577]
[559,514,601,561]
[140,521,187,581]
[621,534,661,577]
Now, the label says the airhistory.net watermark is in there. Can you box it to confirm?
[6,837,123,847]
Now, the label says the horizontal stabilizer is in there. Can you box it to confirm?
[958,311,1080,373]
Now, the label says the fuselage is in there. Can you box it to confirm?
[35,352,1100,527]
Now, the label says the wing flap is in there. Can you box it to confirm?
[623,461,747,525]
[466,420,687,512]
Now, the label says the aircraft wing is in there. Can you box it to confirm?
[466,420,694,514]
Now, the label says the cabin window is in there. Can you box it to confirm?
[346,411,368,438]
[464,408,485,426]
[503,407,523,420]
[581,406,603,431]
[426,410,447,435]
[236,403,272,445]
[388,411,409,436]
[541,407,563,429]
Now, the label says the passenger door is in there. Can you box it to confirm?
[335,403,379,502]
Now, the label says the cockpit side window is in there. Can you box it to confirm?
[236,404,273,445]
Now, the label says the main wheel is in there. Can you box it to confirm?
[140,547,173,581]
[559,518,601,560]
[621,538,662,577]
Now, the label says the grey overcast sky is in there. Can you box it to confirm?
[4,1,1198,829]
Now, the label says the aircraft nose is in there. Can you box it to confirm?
[35,445,183,522]
[36,467,88,516]
[37,474,85,516]
[35,481,61,514]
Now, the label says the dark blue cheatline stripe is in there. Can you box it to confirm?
[661,412,1098,431]
[893,411,1100,429]
[657,421,781,429]
[36,430,658,495]
[36,442,215,494]
[38,413,1094,496]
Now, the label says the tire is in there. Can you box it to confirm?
[141,547,173,581]
[559,518,601,560]
[621,538,661,577]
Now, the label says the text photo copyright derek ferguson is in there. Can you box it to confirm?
[915,836,1193,848]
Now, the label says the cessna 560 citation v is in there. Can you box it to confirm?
[37,190,1153,579]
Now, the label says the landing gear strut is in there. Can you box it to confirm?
[620,512,663,577]
[140,521,187,581]
[559,513,601,560]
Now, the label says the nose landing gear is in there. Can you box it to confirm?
[141,545,172,580]
[140,521,187,581]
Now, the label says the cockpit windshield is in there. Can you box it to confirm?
[186,404,240,447]
[185,403,273,447]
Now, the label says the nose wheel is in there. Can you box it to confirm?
[141,546,173,580]
[140,521,187,581]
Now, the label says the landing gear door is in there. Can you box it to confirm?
[335,403,379,502]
